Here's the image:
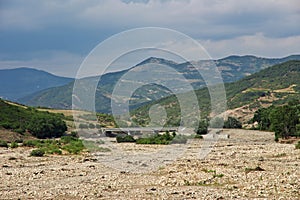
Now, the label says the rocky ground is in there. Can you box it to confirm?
[0,129,299,199]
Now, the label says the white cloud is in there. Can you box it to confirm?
[201,33,300,59]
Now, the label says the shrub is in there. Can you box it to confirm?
[116,135,136,143]
[14,128,25,134]
[60,136,78,144]
[10,142,18,148]
[296,141,300,149]
[0,140,8,148]
[136,133,176,145]
[62,140,85,154]
[23,140,42,147]
[223,117,242,129]
[30,149,45,157]
[196,120,208,135]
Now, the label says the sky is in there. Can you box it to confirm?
[0,0,299,77]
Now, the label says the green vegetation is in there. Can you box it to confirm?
[10,142,18,148]
[0,99,67,138]
[0,140,8,148]
[223,117,242,129]
[116,135,136,143]
[195,120,208,135]
[136,132,175,145]
[296,141,300,149]
[252,100,300,140]
[30,149,45,157]
[23,136,87,156]
[83,140,110,152]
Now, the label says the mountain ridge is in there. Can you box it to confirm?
[10,54,300,113]
[0,67,73,101]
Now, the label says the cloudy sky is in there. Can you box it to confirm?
[0,0,299,77]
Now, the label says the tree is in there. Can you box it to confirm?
[270,105,298,139]
[252,107,272,130]
[196,120,208,135]
[27,114,67,139]
[223,117,242,129]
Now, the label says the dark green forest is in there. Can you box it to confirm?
[0,99,67,138]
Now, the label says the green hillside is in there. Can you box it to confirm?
[131,60,300,126]
[226,60,300,108]
[0,99,67,139]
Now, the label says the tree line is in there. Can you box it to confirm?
[251,100,300,140]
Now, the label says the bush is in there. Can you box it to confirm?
[136,132,176,145]
[0,140,8,148]
[10,142,18,148]
[116,135,136,143]
[23,140,42,147]
[62,140,85,154]
[296,141,300,149]
[196,120,208,135]
[223,117,242,129]
[30,149,45,157]
[14,128,25,134]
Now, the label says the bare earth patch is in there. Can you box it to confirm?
[0,129,299,199]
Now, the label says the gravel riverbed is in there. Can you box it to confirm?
[0,129,299,199]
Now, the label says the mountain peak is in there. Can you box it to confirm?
[135,57,178,66]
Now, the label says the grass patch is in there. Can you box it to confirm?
[10,142,18,148]
[83,140,110,152]
[135,132,189,145]
[23,136,86,156]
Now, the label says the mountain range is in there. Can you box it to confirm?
[0,68,73,101]
[1,55,300,114]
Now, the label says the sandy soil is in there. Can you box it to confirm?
[0,129,299,199]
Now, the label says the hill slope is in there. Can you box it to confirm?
[0,99,67,139]
[19,55,300,113]
[0,68,73,100]
[132,60,300,126]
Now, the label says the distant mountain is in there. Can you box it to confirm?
[132,60,300,126]
[0,68,73,100]
[19,55,300,113]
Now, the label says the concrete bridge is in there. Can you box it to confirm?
[101,127,178,137]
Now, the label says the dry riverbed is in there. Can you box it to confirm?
[0,129,299,199]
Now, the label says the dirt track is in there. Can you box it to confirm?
[0,129,299,199]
